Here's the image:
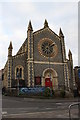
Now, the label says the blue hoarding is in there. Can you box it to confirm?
[19,87,45,95]
[78,69,80,79]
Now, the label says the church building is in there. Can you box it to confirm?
[3,20,75,91]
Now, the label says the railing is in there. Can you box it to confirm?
[69,102,80,120]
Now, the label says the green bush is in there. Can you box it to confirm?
[43,87,51,97]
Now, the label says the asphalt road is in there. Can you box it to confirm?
[2,96,80,118]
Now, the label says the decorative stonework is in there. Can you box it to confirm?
[27,25,34,87]
[27,62,30,87]
[60,37,66,62]
[38,38,58,58]
[34,61,66,65]
[64,63,70,91]
[66,64,70,91]
[7,58,12,88]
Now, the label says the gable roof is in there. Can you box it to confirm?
[33,27,60,40]
[15,26,61,56]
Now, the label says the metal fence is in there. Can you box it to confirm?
[69,102,80,119]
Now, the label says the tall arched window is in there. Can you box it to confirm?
[16,68,19,78]
[20,68,22,78]
[15,66,24,80]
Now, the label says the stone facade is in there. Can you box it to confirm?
[3,20,75,91]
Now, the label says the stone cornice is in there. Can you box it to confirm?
[28,60,67,65]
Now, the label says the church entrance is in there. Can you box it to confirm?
[45,78,52,87]
[42,68,58,90]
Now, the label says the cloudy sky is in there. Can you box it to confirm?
[0,1,78,69]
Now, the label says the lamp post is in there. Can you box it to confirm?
[48,55,52,96]
[17,71,20,96]
[48,43,55,96]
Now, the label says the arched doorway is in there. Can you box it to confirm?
[42,68,58,90]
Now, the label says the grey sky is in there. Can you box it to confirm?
[0,1,78,69]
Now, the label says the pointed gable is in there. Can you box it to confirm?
[33,19,60,40]
[16,39,27,55]
[15,20,61,57]
[33,27,60,41]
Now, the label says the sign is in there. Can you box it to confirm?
[35,77,41,85]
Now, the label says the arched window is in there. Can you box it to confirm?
[15,66,24,80]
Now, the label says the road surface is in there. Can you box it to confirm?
[2,96,79,118]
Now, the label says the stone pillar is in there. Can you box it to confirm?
[27,21,34,87]
[59,28,68,90]
[68,50,74,91]
[59,28,66,62]
[7,42,13,88]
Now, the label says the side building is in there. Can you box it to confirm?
[3,20,75,92]
[74,66,80,95]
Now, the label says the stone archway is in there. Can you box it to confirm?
[42,68,58,90]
